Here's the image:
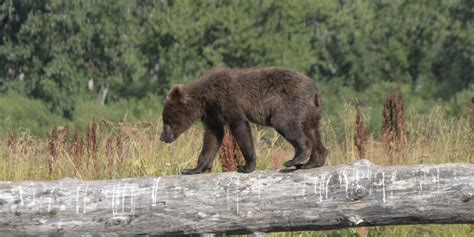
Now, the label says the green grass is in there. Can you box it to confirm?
[0,102,473,236]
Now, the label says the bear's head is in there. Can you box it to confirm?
[160,85,196,143]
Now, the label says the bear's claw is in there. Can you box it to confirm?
[284,160,305,169]
[181,169,195,175]
[294,164,304,169]
[237,165,255,173]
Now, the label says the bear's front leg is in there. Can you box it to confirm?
[181,120,224,175]
[230,121,256,173]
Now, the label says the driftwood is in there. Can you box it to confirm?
[0,160,472,235]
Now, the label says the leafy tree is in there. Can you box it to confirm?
[0,0,472,126]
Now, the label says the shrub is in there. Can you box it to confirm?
[0,92,64,136]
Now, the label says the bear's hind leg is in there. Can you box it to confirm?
[230,121,256,173]
[300,112,328,169]
[282,136,312,168]
[272,120,312,168]
[301,128,327,169]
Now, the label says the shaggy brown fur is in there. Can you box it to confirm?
[160,67,327,174]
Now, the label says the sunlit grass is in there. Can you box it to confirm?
[0,102,472,236]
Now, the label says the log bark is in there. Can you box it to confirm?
[0,160,472,236]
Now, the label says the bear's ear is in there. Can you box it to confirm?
[167,84,184,100]
[167,84,190,103]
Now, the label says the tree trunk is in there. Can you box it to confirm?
[98,84,108,105]
[0,160,472,235]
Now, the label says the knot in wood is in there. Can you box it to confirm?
[461,191,472,202]
[352,186,367,200]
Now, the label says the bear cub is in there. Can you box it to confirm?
[160,67,327,175]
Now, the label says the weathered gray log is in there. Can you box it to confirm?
[0,160,472,236]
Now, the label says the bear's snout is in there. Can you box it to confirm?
[160,132,175,143]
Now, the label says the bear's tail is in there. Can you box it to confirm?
[314,89,323,114]
[306,88,328,167]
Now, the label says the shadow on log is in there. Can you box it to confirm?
[0,160,473,235]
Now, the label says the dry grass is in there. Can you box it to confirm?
[0,102,473,236]
[382,90,407,157]
[219,127,244,172]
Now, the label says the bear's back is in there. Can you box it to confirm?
[190,67,318,125]
[195,67,315,95]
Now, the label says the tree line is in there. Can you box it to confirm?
[0,0,472,123]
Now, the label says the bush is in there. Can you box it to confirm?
[72,95,163,131]
[0,92,65,136]
[0,93,164,137]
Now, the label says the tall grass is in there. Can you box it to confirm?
[0,102,472,236]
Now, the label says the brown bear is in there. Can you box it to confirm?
[160,67,327,175]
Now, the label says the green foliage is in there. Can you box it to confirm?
[72,95,163,131]
[0,92,64,135]
[0,0,472,135]
[0,92,162,137]
[446,84,474,116]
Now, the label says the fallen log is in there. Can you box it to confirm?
[0,160,472,235]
